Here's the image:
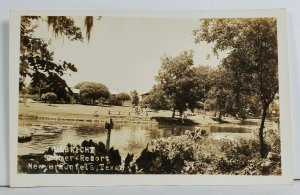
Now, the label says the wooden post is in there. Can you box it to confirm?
[105,118,113,150]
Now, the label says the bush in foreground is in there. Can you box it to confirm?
[18,129,281,175]
[142,129,281,175]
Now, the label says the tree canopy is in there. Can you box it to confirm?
[75,81,110,104]
[193,18,278,157]
[116,92,131,106]
[42,92,57,105]
[141,85,170,111]
[20,16,99,101]
[130,90,139,106]
[156,50,200,117]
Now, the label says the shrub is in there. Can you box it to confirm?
[143,130,281,175]
[42,92,57,104]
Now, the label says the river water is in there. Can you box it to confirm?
[18,119,277,157]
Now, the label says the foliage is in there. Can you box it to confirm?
[47,16,101,41]
[156,50,200,117]
[42,92,57,104]
[204,68,232,120]
[140,129,281,175]
[193,65,217,102]
[130,90,139,106]
[141,85,170,111]
[47,16,84,41]
[27,81,47,97]
[20,16,100,101]
[75,81,110,104]
[116,92,131,106]
[17,129,281,175]
[193,18,278,157]
[20,16,82,102]
[107,94,122,106]
[18,139,122,174]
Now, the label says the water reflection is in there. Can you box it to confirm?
[208,125,251,133]
[18,119,270,157]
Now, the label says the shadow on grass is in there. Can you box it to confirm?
[211,117,230,124]
[79,104,118,107]
[240,120,260,125]
[47,104,58,107]
[151,116,199,126]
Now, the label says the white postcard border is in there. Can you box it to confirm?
[9,9,292,187]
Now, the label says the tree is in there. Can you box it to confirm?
[42,92,57,105]
[193,66,216,98]
[107,94,121,106]
[156,50,199,117]
[141,85,170,111]
[47,16,100,41]
[27,81,48,101]
[20,16,100,101]
[204,67,232,120]
[20,17,81,92]
[116,92,131,106]
[130,90,139,107]
[194,64,260,120]
[75,82,110,105]
[192,65,219,114]
[194,18,278,157]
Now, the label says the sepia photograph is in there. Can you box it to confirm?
[9,10,292,186]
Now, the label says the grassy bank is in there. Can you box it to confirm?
[19,102,217,125]
[19,102,275,127]
[19,102,161,124]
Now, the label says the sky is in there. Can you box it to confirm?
[33,16,227,94]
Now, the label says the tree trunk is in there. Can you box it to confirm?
[214,105,217,117]
[172,107,175,118]
[179,110,183,116]
[259,105,269,158]
[23,93,26,106]
[218,110,222,121]
[38,83,42,102]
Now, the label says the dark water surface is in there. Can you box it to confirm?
[18,119,275,157]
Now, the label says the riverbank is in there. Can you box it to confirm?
[19,102,217,125]
[19,102,278,128]
[19,102,159,125]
